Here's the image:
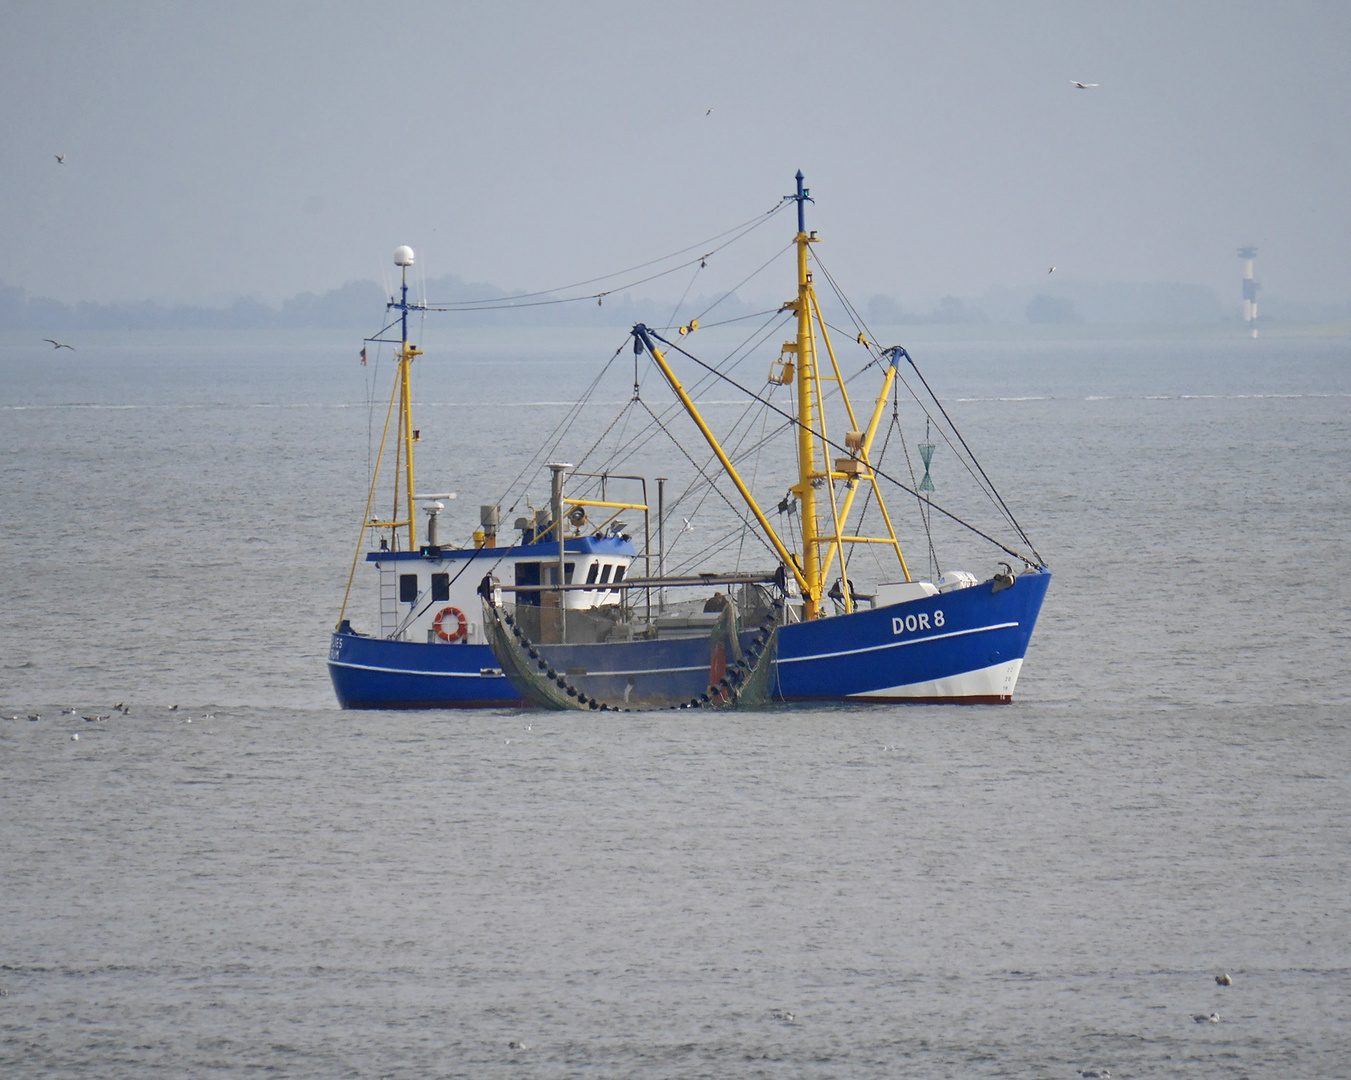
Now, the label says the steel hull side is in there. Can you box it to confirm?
[773,569,1050,703]
[327,633,520,709]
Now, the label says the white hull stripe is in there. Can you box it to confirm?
[779,621,1019,666]
[329,659,709,679]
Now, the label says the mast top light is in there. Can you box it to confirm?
[394,246,415,267]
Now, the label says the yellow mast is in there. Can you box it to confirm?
[788,172,826,619]
[398,339,419,549]
[637,176,914,619]
[395,246,420,550]
[348,248,420,564]
[786,173,914,615]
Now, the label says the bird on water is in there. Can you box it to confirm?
[1215,973,1232,986]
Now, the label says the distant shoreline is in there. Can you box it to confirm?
[2,322,1347,346]
[4,276,1348,337]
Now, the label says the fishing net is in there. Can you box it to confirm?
[480,585,779,711]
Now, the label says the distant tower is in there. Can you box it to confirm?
[1238,246,1259,338]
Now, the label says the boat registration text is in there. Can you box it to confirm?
[892,610,944,635]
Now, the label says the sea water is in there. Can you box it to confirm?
[1,327,1348,1077]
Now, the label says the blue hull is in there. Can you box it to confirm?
[774,569,1050,703]
[328,633,521,708]
[328,569,1050,709]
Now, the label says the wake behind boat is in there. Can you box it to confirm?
[327,175,1049,710]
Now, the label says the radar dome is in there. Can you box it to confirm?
[394,246,415,267]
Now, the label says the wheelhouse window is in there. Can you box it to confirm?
[515,561,541,606]
[613,565,626,583]
[431,573,450,602]
[598,564,613,584]
[585,563,600,585]
[399,573,418,603]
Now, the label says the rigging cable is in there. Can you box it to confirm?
[586,312,799,573]
[633,397,782,571]
[642,328,1045,569]
[735,392,779,572]
[810,248,1036,553]
[418,203,790,313]
[666,261,704,332]
[586,309,793,479]
[890,345,1041,561]
[689,242,795,326]
[424,338,632,603]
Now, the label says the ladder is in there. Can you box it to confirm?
[379,567,400,639]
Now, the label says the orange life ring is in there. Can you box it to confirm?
[433,606,467,642]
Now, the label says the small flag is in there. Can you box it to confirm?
[360,346,367,366]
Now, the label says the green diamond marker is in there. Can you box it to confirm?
[919,440,935,492]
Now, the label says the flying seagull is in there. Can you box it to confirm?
[55,153,66,164]
[1071,81,1100,89]
[706,108,713,115]
[43,338,74,350]
[1048,266,1057,274]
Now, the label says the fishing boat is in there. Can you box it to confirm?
[327,175,1050,709]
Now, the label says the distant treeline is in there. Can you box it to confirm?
[0,276,753,332]
[871,282,1235,325]
[3,275,1343,332]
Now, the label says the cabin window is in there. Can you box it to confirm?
[599,564,613,584]
[515,561,541,607]
[431,573,450,602]
[613,565,626,583]
[399,574,418,603]
[585,563,600,585]
[538,563,574,586]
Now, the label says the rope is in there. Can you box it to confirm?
[642,328,1045,569]
[893,347,1043,563]
[653,308,784,332]
[418,203,790,312]
[809,249,1040,560]
[690,242,795,325]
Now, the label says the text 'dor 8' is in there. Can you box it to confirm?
[892,610,943,636]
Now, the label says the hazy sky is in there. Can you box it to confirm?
[3,0,1348,309]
